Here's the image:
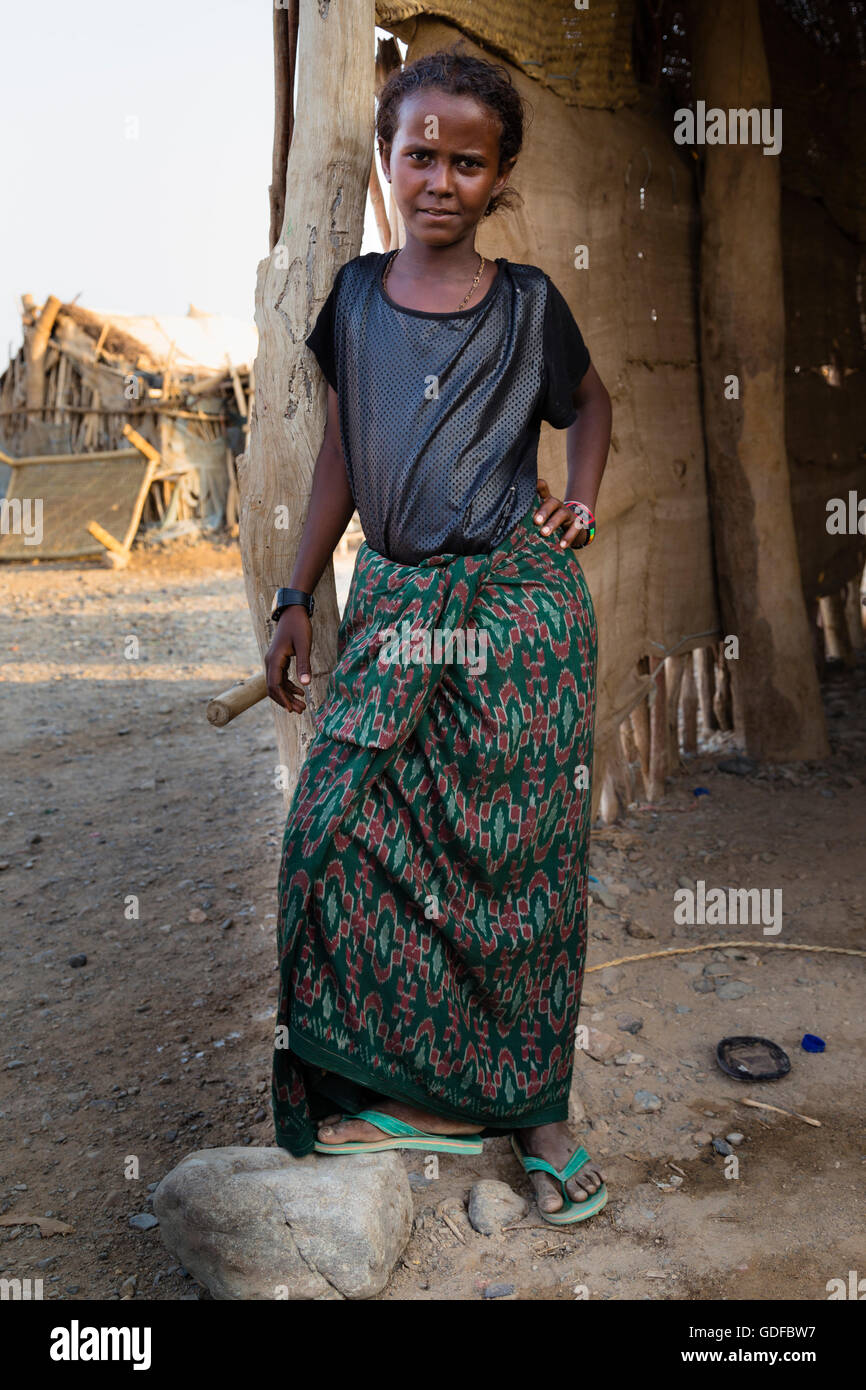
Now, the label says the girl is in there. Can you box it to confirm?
[265,45,612,1225]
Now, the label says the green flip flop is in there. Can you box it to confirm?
[314,1108,485,1155]
[511,1133,608,1224]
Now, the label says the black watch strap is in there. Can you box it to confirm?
[271,587,315,621]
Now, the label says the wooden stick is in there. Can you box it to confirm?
[120,455,158,550]
[664,653,686,769]
[820,591,855,667]
[25,295,62,411]
[438,1209,466,1244]
[844,575,865,650]
[122,422,161,464]
[647,656,667,801]
[696,645,718,735]
[713,643,733,730]
[87,519,128,555]
[207,672,268,727]
[737,1097,821,1127]
[10,448,142,467]
[630,694,651,799]
[225,354,248,418]
[680,651,698,753]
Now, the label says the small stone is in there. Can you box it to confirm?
[716,981,754,1000]
[615,1052,645,1066]
[128,1213,159,1231]
[712,1138,734,1156]
[468,1180,527,1234]
[119,1275,138,1298]
[219,918,234,931]
[692,1130,712,1146]
[596,966,624,994]
[6,1060,25,1070]
[187,908,207,924]
[583,1026,620,1063]
[68,954,87,968]
[626,921,655,939]
[674,1005,691,1014]
[483,1283,515,1299]
[616,1015,644,1034]
[407,1172,431,1191]
[677,875,696,891]
[632,1090,662,1113]
[703,961,733,977]
[692,978,715,993]
[726,1132,744,1146]
[718,756,757,777]
[591,882,619,911]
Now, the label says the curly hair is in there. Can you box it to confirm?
[376,42,529,218]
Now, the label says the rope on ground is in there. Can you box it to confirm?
[587,940,866,972]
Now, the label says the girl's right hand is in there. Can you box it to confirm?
[265,607,312,713]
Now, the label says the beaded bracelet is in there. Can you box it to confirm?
[564,500,597,547]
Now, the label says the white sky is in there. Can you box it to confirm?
[1,1,394,371]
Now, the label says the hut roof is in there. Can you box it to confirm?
[54,301,258,374]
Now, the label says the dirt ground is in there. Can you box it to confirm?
[1,538,863,1302]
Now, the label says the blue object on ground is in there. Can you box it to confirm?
[801,1033,825,1053]
[693,787,710,797]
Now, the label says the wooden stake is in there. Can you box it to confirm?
[87,520,128,556]
[844,574,865,649]
[696,645,717,735]
[820,591,855,667]
[647,656,667,801]
[664,653,686,770]
[681,651,698,754]
[630,694,651,799]
[713,643,733,730]
[122,422,161,464]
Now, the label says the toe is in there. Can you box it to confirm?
[532,1171,564,1213]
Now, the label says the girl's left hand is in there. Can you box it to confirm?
[533,477,587,550]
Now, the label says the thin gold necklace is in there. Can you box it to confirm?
[382,249,486,312]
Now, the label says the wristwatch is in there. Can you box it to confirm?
[271,587,315,622]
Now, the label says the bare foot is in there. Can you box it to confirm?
[316,1098,484,1146]
[516,1120,605,1214]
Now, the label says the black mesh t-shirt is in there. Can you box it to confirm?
[305,250,591,566]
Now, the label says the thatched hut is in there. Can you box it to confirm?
[0,296,257,554]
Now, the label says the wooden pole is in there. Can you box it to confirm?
[647,657,667,802]
[820,592,855,667]
[630,695,651,799]
[269,0,299,252]
[24,295,62,413]
[681,651,699,754]
[713,644,734,731]
[844,573,865,649]
[692,0,828,760]
[696,645,718,736]
[240,0,374,807]
[664,653,686,770]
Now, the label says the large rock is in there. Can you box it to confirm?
[153,1146,412,1300]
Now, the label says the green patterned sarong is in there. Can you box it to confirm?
[272,493,597,1156]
